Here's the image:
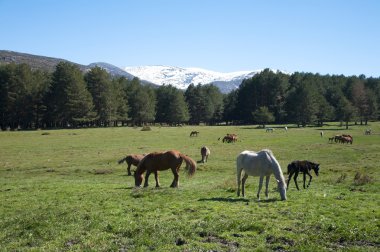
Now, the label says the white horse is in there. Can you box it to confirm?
[201,146,210,163]
[236,149,287,200]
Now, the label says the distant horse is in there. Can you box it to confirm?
[365,129,372,135]
[328,137,335,143]
[190,131,199,137]
[222,133,238,143]
[284,126,288,132]
[134,150,196,188]
[320,131,324,137]
[266,128,274,133]
[118,154,146,176]
[335,134,353,144]
[287,160,319,190]
[236,149,287,200]
[200,146,210,163]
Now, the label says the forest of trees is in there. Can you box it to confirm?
[0,62,379,130]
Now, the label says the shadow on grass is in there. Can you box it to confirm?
[315,128,348,131]
[115,186,134,190]
[199,197,282,203]
[198,197,249,203]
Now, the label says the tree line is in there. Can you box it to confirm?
[0,62,379,130]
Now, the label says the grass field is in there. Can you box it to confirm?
[0,123,379,251]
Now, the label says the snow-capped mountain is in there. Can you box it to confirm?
[124,65,261,93]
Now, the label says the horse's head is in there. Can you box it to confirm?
[313,164,320,176]
[134,171,143,187]
[276,179,287,201]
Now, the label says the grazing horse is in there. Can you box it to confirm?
[334,134,353,144]
[236,149,287,201]
[287,160,319,190]
[134,150,196,188]
[190,131,199,137]
[118,154,146,176]
[266,128,274,133]
[222,133,238,143]
[200,146,210,163]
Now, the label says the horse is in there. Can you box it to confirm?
[200,146,210,163]
[190,131,199,137]
[342,134,353,144]
[236,149,287,201]
[328,137,335,143]
[118,154,146,176]
[320,131,324,137]
[266,128,274,133]
[222,134,237,143]
[134,150,196,188]
[284,126,288,131]
[365,129,372,135]
[286,160,319,190]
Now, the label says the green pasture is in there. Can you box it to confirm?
[0,123,379,251]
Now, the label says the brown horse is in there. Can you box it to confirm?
[222,133,238,143]
[190,131,199,137]
[118,154,146,176]
[134,150,196,188]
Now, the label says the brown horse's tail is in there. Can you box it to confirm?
[118,157,127,164]
[179,153,196,177]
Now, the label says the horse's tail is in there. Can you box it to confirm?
[236,153,245,196]
[179,153,196,177]
[286,163,292,175]
[236,155,243,183]
[118,157,127,164]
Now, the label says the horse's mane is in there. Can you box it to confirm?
[264,149,286,187]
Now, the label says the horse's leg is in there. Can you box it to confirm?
[287,171,293,189]
[303,172,307,189]
[306,171,312,188]
[154,171,160,187]
[293,171,300,190]
[170,167,179,188]
[144,170,151,187]
[265,175,270,199]
[127,163,132,176]
[257,176,264,200]
[241,173,248,197]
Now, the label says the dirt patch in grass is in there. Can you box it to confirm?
[199,232,239,250]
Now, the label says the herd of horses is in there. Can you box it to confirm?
[328,134,353,144]
[118,130,326,201]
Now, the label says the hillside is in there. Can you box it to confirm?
[0,50,136,80]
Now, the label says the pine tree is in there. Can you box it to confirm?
[45,62,95,128]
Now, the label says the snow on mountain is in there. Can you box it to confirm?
[124,65,261,93]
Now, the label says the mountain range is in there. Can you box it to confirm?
[125,65,260,93]
[0,50,263,93]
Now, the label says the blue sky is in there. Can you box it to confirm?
[1,0,379,76]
